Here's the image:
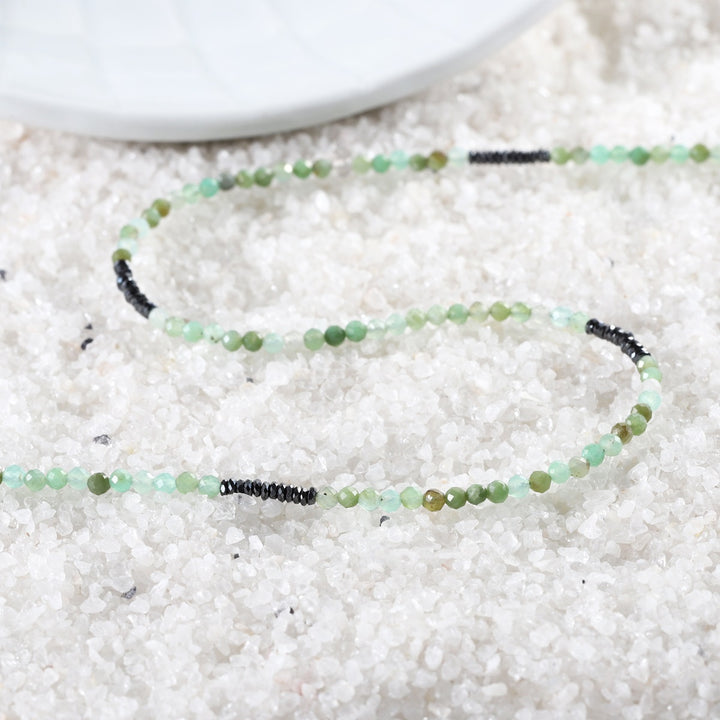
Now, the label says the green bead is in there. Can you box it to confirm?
[427,151,448,171]
[568,457,590,478]
[218,172,236,191]
[389,150,409,169]
[466,484,487,504]
[203,323,224,343]
[447,304,469,324]
[507,475,529,498]
[371,155,391,173]
[24,469,46,492]
[626,413,648,436]
[316,486,338,509]
[293,160,313,179]
[408,154,428,171]
[181,183,200,203]
[112,248,132,263]
[689,144,709,162]
[469,302,489,322]
[638,390,661,411]
[637,356,658,371]
[548,462,570,484]
[400,486,423,509]
[263,332,284,353]
[379,489,401,512]
[242,331,263,352]
[148,308,167,330]
[66,466,89,490]
[529,470,552,493]
[303,328,325,351]
[176,471,199,494]
[571,147,589,164]
[489,302,510,321]
[198,475,220,497]
[670,145,688,163]
[712,145,720,161]
[444,487,466,509]
[358,488,379,511]
[569,311,590,333]
[599,434,623,457]
[640,367,662,382]
[87,472,110,495]
[253,167,274,187]
[385,313,406,335]
[235,170,254,188]
[650,146,670,163]
[550,306,573,327]
[426,305,447,325]
[182,321,204,343]
[629,146,650,166]
[337,486,359,508]
[119,224,139,240]
[133,471,154,494]
[611,422,633,445]
[422,489,445,511]
[312,159,332,178]
[351,156,371,174]
[151,198,171,217]
[221,330,242,351]
[273,162,292,183]
[164,316,184,337]
[109,469,133,493]
[632,403,653,422]
[117,237,137,255]
[365,319,386,340]
[153,473,176,493]
[448,147,467,166]
[46,467,68,490]
[510,302,531,323]
[610,146,628,162]
[199,177,219,197]
[405,308,426,331]
[3,465,23,488]
[324,325,346,347]
[486,481,509,503]
[551,147,570,165]
[345,320,367,342]
[590,145,610,164]
[582,444,605,467]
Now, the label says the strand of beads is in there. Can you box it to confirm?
[550,143,719,165]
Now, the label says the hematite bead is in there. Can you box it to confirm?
[268,483,278,499]
[252,480,262,497]
[260,483,269,500]
[306,488,317,505]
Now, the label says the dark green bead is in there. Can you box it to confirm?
[112,248,132,263]
[408,154,428,171]
[324,325,346,347]
[235,170,254,188]
[218,172,236,191]
[486,481,509,503]
[242,331,263,352]
[142,207,161,228]
[312,159,332,178]
[371,155,391,173]
[689,144,710,162]
[0,469,3,485]
[466,484,486,505]
[632,403,653,422]
[422,489,445,512]
[427,151,448,171]
[253,167,274,187]
[444,487,467,509]
[293,160,313,179]
[151,198,171,217]
[629,146,650,166]
[345,320,367,342]
[87,472,110,495]
[529,470,552,493]
[611,422,633,445]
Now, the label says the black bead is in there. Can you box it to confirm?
[276,485,286,502]
[291,487,301,504]
[260,483,269,500]
[268,483,278,499]
[306,488,317,505]
[113,260,131,277]
[252,480,262,497]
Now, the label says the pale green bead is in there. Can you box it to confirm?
[133,471,155,494]
[263,333,285,353]
[590,145,610,164]
[389,150,409,169]
[66,466,89,490]
[199,177,219,197]
[119,224,139,240]
[711,145,720,161]
[46,467,68,490]
[650,146,670,163]
[203,323,224,343]
[599,433,623,457]
[148,308,168,330]
[670,145,689,163]
[569,312,590,333]
[426,305,447,325]
[272,163,293,183]
[548,461,570,484]
[582,443,605,467]
[337,487,359,508]
[568,456,590,478]
[130,217,151,238]
[550,306,573,327]
[400,486,423,509]
[358,488,379,510]
[182,183,201,203]
[447,304,469,324]
[117,237,138,255]
[222,330,242,351]
[351,156,371,174]
[638,390,661,411]
[109,469,133,493]
[571,147,589,164]
[182,321,204,343]
[316,486,338,509]
[640,367,662,382]
[385,313,406,335]
[303,328,325,351]
[610,145,628,162]
[3,465,24,488]
[379,489,401,512]
[24,469,46,492]
[507,474,529,498]
[448,147,468,166]
[636,356,658,371]
[198,475,220,497]
[469,302,489,322]
[489,302,510,321]
[153,473,176,493]
[510,302,531,323]
[405,308,426,331]
[365,319,386,340]
[165,316,184,337]
[176,471,199,494]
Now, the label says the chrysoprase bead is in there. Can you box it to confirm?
[316,487,338,509]
[365,319,386,340]
[199,177,219,197]
[548,461,570,484]
[507,474,529,498]
[571,147,589,164]
[130,217,151,238]
[582,444,605,467]
[444,487,467,509]
[551,147,570,165]
[292,160,312,179]
[3,465,23,488]
[218,172,236,191]
[569,311,590,333]
[610,145,628,162]
[422,489,445,511]
[385,313,406,335]
[405,309,426,331]
[312,159,332,178]
[632,403,653,422]
[568,456,590,478]
[235,170,254,188]
[181,183,200,203]
[550,306,573,327]
[198,475,220,497]
[133,470,154,494]
[650,146,670,163]
[176,472,199,494]
[408,154,428,171]
[529,470,552,493]
[427,151,448,171]
[390,150,409,169]
[153,473,176,493]
[636,356,658,371]
[638,389,661,411]
[447,304,469,324]
[611,422,633,444]
[263,332,285,353]
[222,330,242,351]
[670,145,688,163]
[152,198,171,217]
[273,163,293,183]
[640,367,662,382]
[626,413,648,436]
[303,328,325,351]
[629,146,650,166]
[149,307,168,330]
[112,248,132,263]
[599,433,623,457]
[466,484,487,504]
[24,470,46,492]
[379,489,401,512]
[689,144,710,162]
[345,320,367,342]
[351,156,371,174]
[46,467,68,490]
[142,207,161,228]
[87,472,110,495]
[337,486,359,508]
[109,469,133,493]
[448,147,467,166]
[358,488,379,511]
[324,325,346,347]
[254,167,274,187]
[469,302,489,322]
[426,305,447,325]
[510,302,531,322]
[242,331,263,352]
[371,155,391,173]
[400,486,423,509]
[182,321,204,343]
[486,481,509,503]
[203,323,224,343]
[590,145,610,164]
[67,466,89,490]
[165,316,184,337]
[120,224,139,240]
[489,302,510,321]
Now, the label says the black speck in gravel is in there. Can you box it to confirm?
[121,586,137,600]
[233,553,240,559]
[246,377,254,383]
[0,269,6,281]
[80,337,94,351]
[289,607,295,615]
[93,434,111,445]
[84,322,93,330]
[379,515,390,526]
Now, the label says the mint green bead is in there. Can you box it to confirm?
[130,217,151,238]
[489,301,510,321]
[610,145,628,162]
[569,311,590,333]
[316,487,338,509]
[182,321,204,343]
[486,481,509,503]
[117,237,138,255]
[198,475,220,497]
[590,145,610,164]
[148,307,168,330]
[87,472,110,495]
[324,325,346,347]
[365,319,386,340]
[599,433,623,457]
[120,224,139,240]
[529,471,552,493]
[24,470,46,492]
[550,306,573,327]
[385,313,406,335]
[176,472,199,494]
[379,489,402,512]
[222,330,242,351]
[629,146,650,166]
[109,469,133,492]
[242,331,263,352]
[312,159,332,178]
[292,160,313,179]
[568,456,590,478]
[626,413,648,436]
[133,471,154,494]
[46,467,68,490]
[447,304,469,324]
[273,162,293,183]
[444,487,467,509]
[358,488,379,511]
[711,145,720,161]
[390,150,409,169]
[571,147,589,164]
[466,484,487,504]
[408,154,428,171]
[507,475,529,498]
[263,332,285,353]
[582,443,605,467]
[400,486,422,509]
[650,146,670,163]
[426,305,447,325]
[3,465,23,488]
[182,183,201,203]
[254,167,274,187]
[548,461,570,484]
[469,302,489,322]
[689,144,710,162]
[670,145,689,163]
[448,147,468,166]
[405,308,426,331]
[638,389,661,411]
[165,316,184,337]
[303,328,325,351]
[371,155,391,173]
[199,177,219,197]
[640,367,662,382]
[66,466,89,490]
[345,320,367,342]
[153,473,176,493]
[551,147,570,165]
[203,323,224,343]
[510,302,531,323]
[637,355,659,371]
[351,156,371,174]
[337,486,359,508]
[235,170,254,188]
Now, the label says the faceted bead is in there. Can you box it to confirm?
[548,461,570,484]
[87,472,111,495]
[390,150,409,169]
[176,472,199,494]
[263,332,284,353]
[109,469,133,492]
[551,147,570,164]
[153,473,176,493]
[408,154,428,171]
[447,304,469,324]
[365,319,386,340]
[448,147,468,166]
[568,457,590,478]
[324,325,346,347]
[569,311,590,333]
[379,489,402,512]
[611,422,633,445]
[165,316,184,337]
[198,475,220,497]
[345,320,367,342]
[632,403,653,422]
[422,489,445,511]
[507,474,529,498]
[24,470,46,492]
[610,145,628,162]
[582,444,605,467]
[371,155,391,173]
[358,488,379,511]
[112,248,132,263]
[426,305,447,325]
[316,487,338,509]
[199,177,219,197]
[590,145,610,164]
[444,487,467,509]
[242,331,263,352]
[400,486,423,509]
[152,198,171,217]
[689,144,710,162]
[599,434,623,457]
[142,207,161,228]
[638,390,661,411]
[273,162,293,183]
[133,471,155,494]
[466,484,487,504]
[486,481,509,503]
[351,156,371,174]
[235,170,254,188]
[650,146,670,163]
[640,367,662,382]
[529,470,552,493]
[629,146,650,166]
[510,302,531,323]
[670,145,689,163]
[385,313,406,335]
[469,302,489,322]
[337,486,359,508]
[636,355,658,371]
[312,159,332,178]
[303,328,325,351]
[181,183,201,203]
[626,413,648,436]
[182,321,204,343]
[222,330,243,351]
[550,306,573,327]
[405,309,426,331]
[427,151,448,171]
[489,302,510,321]
[66,466,89,490]
[149,307,168,330]
[571,147,589,164]
[3,465,24,488]
[293,160,313,179]
[46,467,68,490]
[203,323,224,343]
[218,172,236,191]
[254,167,274,187]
